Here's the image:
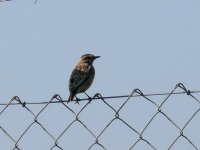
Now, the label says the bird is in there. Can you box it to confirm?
[67,54,100,103]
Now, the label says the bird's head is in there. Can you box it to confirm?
[79,54,100,64]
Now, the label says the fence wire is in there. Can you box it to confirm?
[0,0,11,2]
[0,0,37,4]
[0,83,200,150]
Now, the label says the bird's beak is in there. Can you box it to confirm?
[94,56,100,59]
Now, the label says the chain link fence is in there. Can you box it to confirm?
[0,83,200,150]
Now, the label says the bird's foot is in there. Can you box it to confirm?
[75,97,80,105]
[84,92,92,103]
[88,96,93,103]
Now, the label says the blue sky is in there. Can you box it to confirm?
[0,0,200,149]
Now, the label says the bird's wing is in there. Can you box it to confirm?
[69,66,90,92]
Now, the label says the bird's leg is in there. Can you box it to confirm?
[75,96,80,105]
[84,92,92,103]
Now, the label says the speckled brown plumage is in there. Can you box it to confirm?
[67,54,100,103]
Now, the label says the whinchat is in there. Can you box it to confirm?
[67,54,100,103]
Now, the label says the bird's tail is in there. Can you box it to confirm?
[67,92,75,103]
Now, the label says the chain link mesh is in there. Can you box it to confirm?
[0,83,200,150]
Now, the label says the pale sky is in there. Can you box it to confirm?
[0,0,200,149]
